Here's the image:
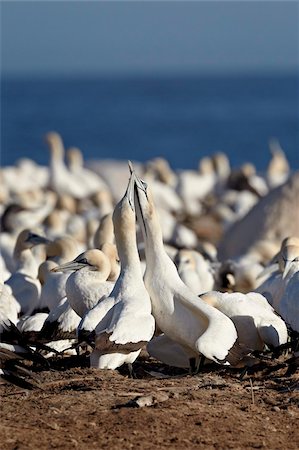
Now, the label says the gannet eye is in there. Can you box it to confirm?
[77,258,89,265]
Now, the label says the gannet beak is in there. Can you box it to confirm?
[128,160,148,194]
[51,260,88,273]
[26,233,51,246]
[282,259,292,279]
[256,263,278,280]
[125,171,136,212]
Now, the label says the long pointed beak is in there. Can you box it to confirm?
[27,234,52,246]
[51,261,87,273]
[282,259,292,279]
[128,160,147,194]
[125,171,136,211]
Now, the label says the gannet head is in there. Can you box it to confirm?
[52,249,111,277]
[100,243,120,281]
[45,131,65,159]
[268,139,290,176]
[46,236,79,263]
[112,169,138,242]
[144,157,176,186]
[174,250,197,272]
[281,245,299,279]
[16,229,51,251]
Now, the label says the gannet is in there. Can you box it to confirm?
[5,230,50,315]
[174,249,214,295]
[89,170,155,370]
[16,311,77,357]
[40,297,81,344]
[133,169,243,365]
[52,249,114,318]
[144,157,177,187]
[201,291,288,351]
[37,236,79,311]
[46,132,91,199]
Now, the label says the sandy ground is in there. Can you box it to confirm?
[1,354,299,450]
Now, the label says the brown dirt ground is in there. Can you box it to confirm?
[1,353,299,450]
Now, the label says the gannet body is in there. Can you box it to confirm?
[134,172,242,365]
[40,297,81,343]
[201,291,288,350]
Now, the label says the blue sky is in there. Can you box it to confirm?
[1,1,298,75]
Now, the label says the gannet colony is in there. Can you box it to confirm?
[1,132,299,385]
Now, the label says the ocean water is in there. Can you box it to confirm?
[1,73,298,170]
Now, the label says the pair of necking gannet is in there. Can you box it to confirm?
[132,165,245,366]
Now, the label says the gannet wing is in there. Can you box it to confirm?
[95,302,155,353]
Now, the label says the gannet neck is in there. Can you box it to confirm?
[114,207,142,275]
[13,229,49,276]
[112,177,142,276]
[93,213,114,248]
[134,185,168,265]
[14,248,37,276]
[46,132,65,168]
[67,147,84,172]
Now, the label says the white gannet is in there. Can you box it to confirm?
[174,249,214,295]
[16,311,77,357]
[38,260,70,312]
[144,157,177,188]
[40,297,81,344]
[46,132,91,199]
[89,170,155,370]
[5,230,50,315]
[200,291,288,351]
[133,169,243,365]
[37,236,79,311]
[52,249,114,318]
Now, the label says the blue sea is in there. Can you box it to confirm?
[1,73,298,170]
